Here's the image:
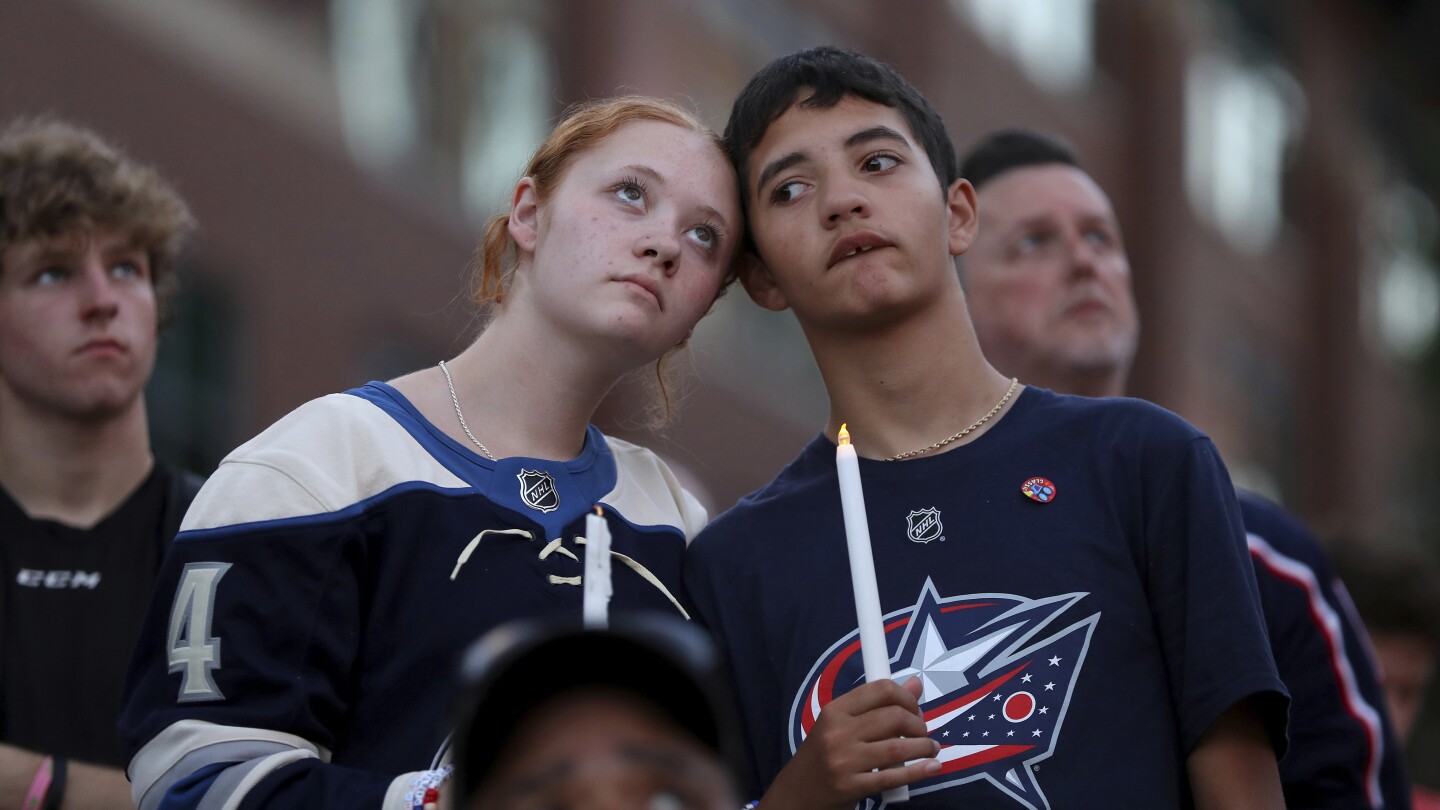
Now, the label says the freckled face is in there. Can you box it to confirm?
[519,120,739,367]
[965,164,1139,385]
[742,96,971,332]
[0,229,158,421]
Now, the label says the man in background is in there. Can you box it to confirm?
[0,118,201,809]
[960,128,1412,808]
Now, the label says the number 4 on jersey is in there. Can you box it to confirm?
[167,562,232,703]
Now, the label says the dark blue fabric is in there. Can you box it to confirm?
[234,759,399,810]
[155,763,229,810]
[684,387,1288,808]
[1241,490,1412,809]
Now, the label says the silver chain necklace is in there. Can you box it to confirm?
[883,377,1019,461]
[438,360,496,461]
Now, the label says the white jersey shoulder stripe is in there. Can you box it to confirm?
[181,393,469,533]
[602,435,708,541]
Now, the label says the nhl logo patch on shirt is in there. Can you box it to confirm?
[906,507,944,543]
[517,469,560,513]
[1022,477,1056,503]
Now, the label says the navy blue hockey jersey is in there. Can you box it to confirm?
[683,387,1289,809]
[119,383,706,809]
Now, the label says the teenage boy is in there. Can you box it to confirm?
[684,47,1288,809]
[0,118,200,809]
[958,128,1412,809]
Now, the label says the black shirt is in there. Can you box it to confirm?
[0,463,191,766]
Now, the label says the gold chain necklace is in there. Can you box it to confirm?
[882,377,1019,461]
[438,360,496,461]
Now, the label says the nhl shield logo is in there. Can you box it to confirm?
[906,507,944,544]
[517,469,560,513]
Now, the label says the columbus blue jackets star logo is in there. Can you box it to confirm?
[789,580,1098,809]
[517,469,559,513]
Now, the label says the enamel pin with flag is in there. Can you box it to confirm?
[1021,478,1056,504]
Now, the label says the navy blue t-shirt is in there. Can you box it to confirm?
[684,387,1288,809]
[1241,491,1412,809]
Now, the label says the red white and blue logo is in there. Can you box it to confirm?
[1021,477,1056,503]
[789,580,1098,809]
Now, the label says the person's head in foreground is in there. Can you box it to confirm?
[452,616,742,810]
[959,129,1139,398]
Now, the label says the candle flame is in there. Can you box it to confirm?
[838,423,852,446]
[594,506,604,517]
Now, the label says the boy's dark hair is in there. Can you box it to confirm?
[0,118,195,322]
[960,129,1082,191]
[724,46,959,208]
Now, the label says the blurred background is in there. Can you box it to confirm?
[4,0,1437,786]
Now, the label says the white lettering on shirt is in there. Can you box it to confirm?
[15,569,102,589]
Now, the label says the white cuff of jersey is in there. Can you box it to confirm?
[129,719,327,810]
[385,771,426,809]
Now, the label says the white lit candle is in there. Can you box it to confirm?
[836,424,908,803]
[583,506,612,628]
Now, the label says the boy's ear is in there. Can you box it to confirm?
[738,252,791,312]
[508,177,541,255]
[946,177,980,257]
